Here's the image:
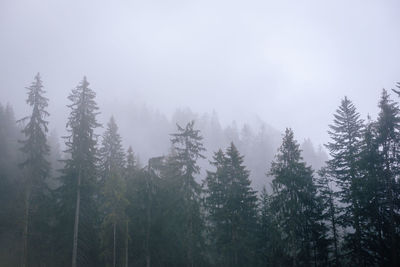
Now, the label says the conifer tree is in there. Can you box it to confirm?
[0,103,24,266]
[18,73,50,267]
[168,120,206,267]
[270,128,327,266]
[126,146,136,177]
[357,116,385,265]
[325,96,365,265]
[316,168,340,266]
[257,186,286,266]
[375,89,400,265]
[99,116,128,267]
[56,77,101,267]
[204,143,258,266]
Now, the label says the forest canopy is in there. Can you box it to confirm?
[1,75,400,266]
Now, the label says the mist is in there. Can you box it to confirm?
[1,1,400,266]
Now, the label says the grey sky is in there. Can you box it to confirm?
[1,0,399,146]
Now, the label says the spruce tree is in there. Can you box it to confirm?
[270,128,327,266]
[316,168,340,266]
[56,77,101,267]
[375,89,400,266]
[357,116,385,265]
[325,96,365,265]
[18,73,50,267]
[0,103,24,266]
[204,143,258,266]
[99,116,128,267]
[168,120,206,267]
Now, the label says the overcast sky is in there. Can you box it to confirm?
[1,0,400,146]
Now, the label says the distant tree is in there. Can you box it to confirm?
[99,117,128,267]
[125,146,136,177]
[18,73,51,267]
[0,103,24,266]
[204,143,258,266]
[167,120,206,267]
[325,96,366,265]
[56,77,101,267]
[126,156,165,267]
[269,128,328,266]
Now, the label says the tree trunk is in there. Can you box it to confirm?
[113,222,116,267]
[145,174,151,267]
[22,183,31,267]
[71,171,81,267]
[331,203,339,266]
[125,220,129,267]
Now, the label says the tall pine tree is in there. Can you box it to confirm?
[204,143,258,267]
[325,96,366,265]
[168,120,206,267]
[270,128,327,266]
[99,116,128,267]
[375,89,400,266]
[18,73,50,267]
[56,77,101,267]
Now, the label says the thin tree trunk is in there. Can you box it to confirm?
[22,184,31,267]
[125,220,129,267]
[145,172,151,267]
[328,191,339,266]
[188,214,194,267]
[72,171,81,267]
[113,222,116,267]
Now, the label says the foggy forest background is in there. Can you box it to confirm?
[1,1,400,267]
[1,74,400,267]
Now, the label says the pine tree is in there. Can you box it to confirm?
[325,96,365,265]
[357,116,385,265]
[168,120,206,267]
[375,89,400,266]
[316,167,340,266]
[204,143,258,266]
[99,116,128,267]
[18,73,50,267]
[269,128,327,266]
[56,77,101,267]
[0,103,24,266]
[126,146,136,178]
[123,146,136,267]
[257,186,287,266]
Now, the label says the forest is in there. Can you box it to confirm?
[1,74,400,267]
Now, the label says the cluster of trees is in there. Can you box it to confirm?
[1,74,400,267]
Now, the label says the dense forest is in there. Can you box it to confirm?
[1,74,400,267]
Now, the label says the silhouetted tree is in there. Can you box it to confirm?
[56,77,101,267]
[325,97,366,265]
[204,143,258,266]
[18,73,51,267]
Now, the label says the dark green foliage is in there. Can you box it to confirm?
[325,96,367,265]
[269,128,328,266]
[18,73,52,267]
[374,89,400,265]
[5,75,400,267]
[55,77,101,267]
[204,143,258,267]
[315,168,340,266]
[99,117,128,267]
[163,121,206,266]
[0,103,24,267]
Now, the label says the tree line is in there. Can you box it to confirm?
[1,74,400,267]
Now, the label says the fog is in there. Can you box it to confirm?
[2,1,400,266]
[1,0,400,147]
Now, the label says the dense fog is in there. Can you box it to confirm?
[1,1,400,267]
